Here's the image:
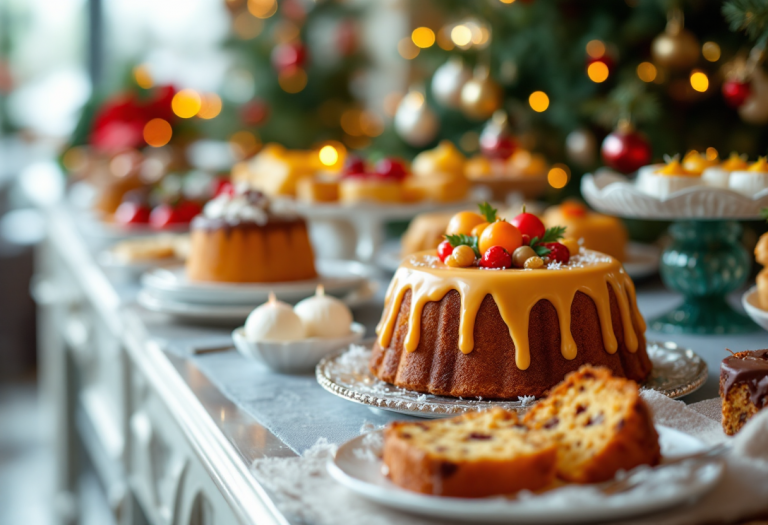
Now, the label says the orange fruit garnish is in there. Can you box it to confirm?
[446,211,485,236]
[656,158,694,176]
[720,152,748,172]
[747,157,768,172]
[471,221,491,237]
[478,221,523,256]
[561,201,587,218]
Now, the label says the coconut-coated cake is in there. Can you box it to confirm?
[369,202,650,400]
[186,186,316,283]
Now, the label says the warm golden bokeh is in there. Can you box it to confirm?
[143,118,173,147]
[636,62,657,82]
[690,71,709,92]
[585,40,606,59]
[197,93,223,119]
[133,65,153,89]
[548,165,569,189]
[172,89,202,118]
[247,0,277,19]
[529,91,550,112]
[587,61,609,83]
[411,27,435,48]
[278,68,308,93]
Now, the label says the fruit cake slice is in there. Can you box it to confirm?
[382,408,557,498]
[523,365,660,483]
[720,349,768,435]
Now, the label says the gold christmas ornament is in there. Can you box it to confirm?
[739,67,768,125]
[431,56,472,108]
[651,10,699,71]
[460,65,503,120]
[394,89,440,146]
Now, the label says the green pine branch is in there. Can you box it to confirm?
[723,0,768,47]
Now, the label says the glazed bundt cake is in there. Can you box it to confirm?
[370,203,651,400]
[524,365,660,483]
[383,408,557,497]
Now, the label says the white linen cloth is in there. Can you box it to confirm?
[250,392,768,525]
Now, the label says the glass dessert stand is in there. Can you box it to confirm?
[582,171,768,334]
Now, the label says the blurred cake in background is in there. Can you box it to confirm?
[702,152,749,188]
[407,140,469,203]
[729,157,768,195]
[543,201,628,261]
[400,210,456,255]
[636,156,701,197]
[187,186,316,283]
[231,143,328,198]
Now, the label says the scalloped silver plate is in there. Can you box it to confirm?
[316,341,708,418]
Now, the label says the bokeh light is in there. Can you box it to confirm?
[706,147,718,160]
[690,71,709,92]
[585,40,606,59]
[143,119,173,147]
[702,42,721,62]
[412,27,435,48]
[437,27,455,50]
[230,131,261,159]
[499,0,516,3]
[247,0,277,19]
[548,165,570,189]
[172,89,202,118]
[360,111,384,137]
[198,93,223,119]
[451,25,472,47]
[133,65,153,89]
[233,11,264,40]
[528,91,550,112]
[637,62,657,82]
[318,145,339,166]
[340,108,363,136]
[61,147,88,172]
[397,38,420,59]
[587,61,609,83]
[278,67,308,93]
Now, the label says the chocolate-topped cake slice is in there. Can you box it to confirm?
[720,349,768,435]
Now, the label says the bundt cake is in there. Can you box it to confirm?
[523,365,660,483]
[383,408,557,497]
[186,187,316,283]
[720,349,768,436]
[370,203,650,400]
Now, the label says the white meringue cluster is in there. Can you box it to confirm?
[202,183,296,225]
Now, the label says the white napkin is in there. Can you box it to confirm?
[250,395,768,525]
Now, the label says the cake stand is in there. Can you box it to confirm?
[582,171,767,334]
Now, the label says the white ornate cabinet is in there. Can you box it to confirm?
[36,207,293,525]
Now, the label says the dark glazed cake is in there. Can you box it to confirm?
[720,349,768,435]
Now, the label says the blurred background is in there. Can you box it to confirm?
[2,0,768,523]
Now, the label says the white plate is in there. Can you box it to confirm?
[327,426,723,523]
[232,324,366,373]
[137,281,379,323]
[378,241,660,279]
[742,286,768,331]
[582,171,768,220]
[98,250,181,277]
[141,259,375,305]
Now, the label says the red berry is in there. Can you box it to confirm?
[343,156,367,178]
[437,240,454,262]
[149,203,185,229]
[375,158,408,181]
[480,246,512,269]
[114,202,150,225]
[521,234,531,246]
[511,212,545,240]
[544,242,570,265]
[213,178,234,197]
[176,201,203,222]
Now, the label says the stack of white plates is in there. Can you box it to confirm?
[137,259,379,323]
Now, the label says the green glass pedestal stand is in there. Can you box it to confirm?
[651,220,757,334]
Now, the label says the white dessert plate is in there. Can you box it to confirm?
[742,286,768,331]
[98,250,181,277]
[231,324,366,373]
[316,341,707,418]
[137,281,379,323]
[327,426,723,524]
[582,171,768,220]
[141,259,375,305]
[377,241,660,279]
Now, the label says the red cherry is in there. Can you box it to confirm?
[544,242,570,265]
[375,158,408,181]
[521,234,531,246]
[149,203,185,229]
[722,79,751,108]
[480,246,512,269]
[511,212,545,240]
[114,202,150,225]
[437,240,454,262]
[176,201,203,222]
[213,178,234,197]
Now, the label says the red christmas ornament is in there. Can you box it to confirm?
[271,42,307,72]
[722,79,751,108]
[601,124,652,174]
[479,111,517,159]
[241,99,270,126]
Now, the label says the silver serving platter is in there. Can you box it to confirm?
[316,341,708,418]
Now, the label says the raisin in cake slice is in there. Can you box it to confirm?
[382,408,557,498]
[721,349,768,436]
[524,365,660,483]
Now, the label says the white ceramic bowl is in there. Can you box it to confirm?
[742,286,768,331]
[232,323,366,373]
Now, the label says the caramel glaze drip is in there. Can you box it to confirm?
[376,251,646,370]
[721,350,768,406]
